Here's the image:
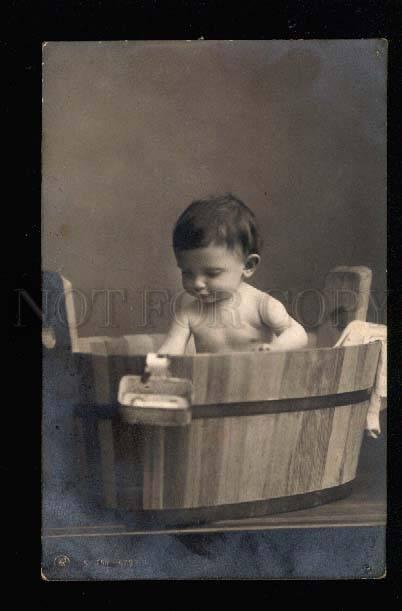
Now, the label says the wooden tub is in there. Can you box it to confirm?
[72,342,381,525]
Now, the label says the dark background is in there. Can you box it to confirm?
[42,39,387,336]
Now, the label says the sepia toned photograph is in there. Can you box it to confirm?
[40,40,387,580]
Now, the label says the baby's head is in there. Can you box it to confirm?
[173,194,261,302]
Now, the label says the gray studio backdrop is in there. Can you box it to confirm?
[42,40,387,337]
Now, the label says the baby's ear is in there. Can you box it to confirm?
[243,254,260,278]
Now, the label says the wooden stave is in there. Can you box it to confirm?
[72,343,380,515]
[72,343,381,406]
[141,402,369,510]
[74,397,370,513]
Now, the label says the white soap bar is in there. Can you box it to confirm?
[145,352,170,376]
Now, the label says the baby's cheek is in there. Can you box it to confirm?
[214,274,232,287]
[206,279,221,291]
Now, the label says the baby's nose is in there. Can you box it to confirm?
[193,276,207,289]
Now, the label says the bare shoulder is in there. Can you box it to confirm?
[258,290,282,307]
[240,283,264,303]
[243,285,277,308]
[254,288,291,328]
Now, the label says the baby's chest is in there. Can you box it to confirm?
[190,310,273,350]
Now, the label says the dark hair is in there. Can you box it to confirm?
[173,193,261,257]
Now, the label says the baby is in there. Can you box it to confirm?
[158,194,308,355]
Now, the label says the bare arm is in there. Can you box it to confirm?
[258,294,308,351]
[267,317,309,351]
[157,308,191,355]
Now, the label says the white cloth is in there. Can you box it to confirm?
[334,320,387,438]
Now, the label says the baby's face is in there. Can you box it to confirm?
[176,244,247,303]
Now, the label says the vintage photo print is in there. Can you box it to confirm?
[41,40,387,580]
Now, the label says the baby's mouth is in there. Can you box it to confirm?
[192,291,214,302]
